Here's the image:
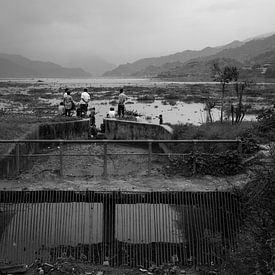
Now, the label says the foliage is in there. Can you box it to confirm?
[165,150,243,176]
[171,121,258,155]
[223,162,275,274]
[254,107,275,142]
[212,63,239,123]
[256,107,275,132]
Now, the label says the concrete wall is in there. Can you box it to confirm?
[0,119,89,178]
[104,119,173,140]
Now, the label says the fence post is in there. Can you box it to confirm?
[192,141,197,175]
[59,141,63,177]
[15,143,20,176]
[238,139,242,158]
[148,141,152,176]
[103,142,108,177]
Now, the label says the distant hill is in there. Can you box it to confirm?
[157,58,244,81]
[212,34,275,62]
[0,53,91,78]
[104,33,275,80]
[249,50,275,65]
[64,55,116,76]
[156,35,275,80]
[103,40,244,77]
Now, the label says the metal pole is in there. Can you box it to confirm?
[192,141,197,175]
[237,139,242,158]
[59,142,63,177]
[148,142,152,176]
[103,142,108,177]
[15,143,20,176]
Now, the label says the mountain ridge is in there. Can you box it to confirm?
[103,34,275,78]
[0,53,91,78]
[103,40,244,77]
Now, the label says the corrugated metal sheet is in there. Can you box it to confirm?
[0,191,241,267]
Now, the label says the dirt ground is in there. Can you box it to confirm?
[0,143,248,191]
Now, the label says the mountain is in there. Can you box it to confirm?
[103,40,244,77]
[64,55,116,76]
[249,50,275,65]
[0,53,91,78]
[212,34,275,62]
[156,34,275,80]
[157,58,243,81]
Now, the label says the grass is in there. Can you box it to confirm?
[172,121,254,140]
[170,116,274,155]
[0,113,82,154]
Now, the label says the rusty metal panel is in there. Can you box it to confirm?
[0,191,241,267]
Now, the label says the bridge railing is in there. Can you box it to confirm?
[0,139,242,178]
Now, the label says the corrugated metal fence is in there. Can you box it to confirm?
[0,191,242,267]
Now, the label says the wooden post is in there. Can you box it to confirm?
[103,142,108,177]
[192,141,197,175]
[148,141,152,176]
[59,142,63,177]
[15,143,20,176]
[237,139,242,158]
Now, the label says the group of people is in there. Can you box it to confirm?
[58,87,163,138]
[58,88,91,117]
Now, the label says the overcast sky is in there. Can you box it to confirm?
[0,0,274,65]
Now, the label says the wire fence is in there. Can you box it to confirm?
[0,139,242,178]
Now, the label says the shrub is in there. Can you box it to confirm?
[171,122,257,155]
[223,164,275,274]
[164,150,243,176]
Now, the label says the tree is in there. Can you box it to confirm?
[212,64,238,123]
[231,81,252,125]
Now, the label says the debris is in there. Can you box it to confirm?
[38,267,44,275]
[0,264,28,274]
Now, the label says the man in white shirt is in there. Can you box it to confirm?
[80,88,90,117]
[108,107,116,118]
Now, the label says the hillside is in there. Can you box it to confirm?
[0,53,91,78]
[157,58,243,81]
[213,34,275,62]
[103,40,244,77]
[157,42,275,81]
[104,34,275,80]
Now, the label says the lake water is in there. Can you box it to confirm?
[0,77,257,125]
[0,77,221,88]
[89,99,219,126]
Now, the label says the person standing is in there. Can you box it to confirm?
[80,88,91,117]
[118,88,127,118]
[64,91,73,116]
[63,88,69,100]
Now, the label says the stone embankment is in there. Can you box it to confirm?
[0,119,89,178]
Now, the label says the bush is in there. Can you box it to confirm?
[164,150,243,176]
[223,164,275,274]
[171,122,257,155]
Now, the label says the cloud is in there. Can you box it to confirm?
[0,0,274,64]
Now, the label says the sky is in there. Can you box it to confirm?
[0,0,274,65]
